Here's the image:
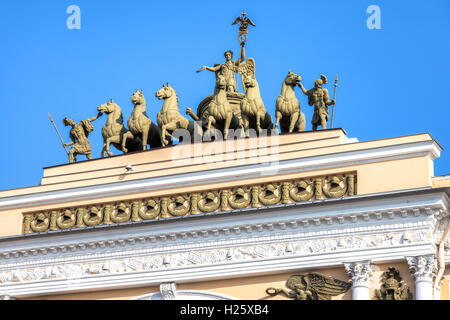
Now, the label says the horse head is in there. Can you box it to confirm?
[284,70,302,87]
[155,83,175,100]
[243,75,257,88]
[97,99,117,114]
[215,74,227,90]
[131,89,145,106]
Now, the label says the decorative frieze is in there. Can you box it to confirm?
[0,230,430,285]
[23,173,357,234]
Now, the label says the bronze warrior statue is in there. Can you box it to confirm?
[62,113,101,163]
[298,75,336,131]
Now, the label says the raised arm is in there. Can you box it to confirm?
[239,42,245,63]
[232,42,246,66]
[196,65,221,73]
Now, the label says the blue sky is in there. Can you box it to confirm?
[0,0,449,190]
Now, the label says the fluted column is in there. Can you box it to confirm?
[344,261,373,300]
[406,255,437,300]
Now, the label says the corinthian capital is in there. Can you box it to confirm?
[406,255,437,282]
[344,261,373,287]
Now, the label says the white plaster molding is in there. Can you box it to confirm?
[0,140,441,210]
[407,254,438,300]
[433,175,450,181]
[406,255,438,282]
[133,289,237,300]
[159,282,177,300]
[344,261,373,288]
[344,260,373,300]
[0,231,433,285]
[0,225,432,271]
[0,242,434,298]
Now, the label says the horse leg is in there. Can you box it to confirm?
[256,110,264,133]
[289,112,299,133]
[142,126,150,150]
[223,114,232,140]
[161,122,177,146]
[297,112,306,132]
[121,131,134,153]
[207,117,213,132]
[101,142,107,158]
[106,136,121,157]
[242,113,249,137]
[275,111,282,130]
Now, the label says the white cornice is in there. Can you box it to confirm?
[0,242,434,298]
[0,139,441,210]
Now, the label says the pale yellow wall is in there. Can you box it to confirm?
[20,263,415,300]
[21,269,351,300]
[177,268,352,300]
[440,277,449,300]
[0,209,24,237]
[439,268,450,300]
[356,156,432,195]
[433,176,450,188]
[23,285,159,300]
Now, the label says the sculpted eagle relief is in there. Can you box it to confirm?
[266,273,351,300]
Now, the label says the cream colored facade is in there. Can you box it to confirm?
[0,129,449,300]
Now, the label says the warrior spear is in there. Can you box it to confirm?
[48,112,69,155]
[330,75,338,128]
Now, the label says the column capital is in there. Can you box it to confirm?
[344,261,373,287]
[160,282,177,300]
[406,255,437,283]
